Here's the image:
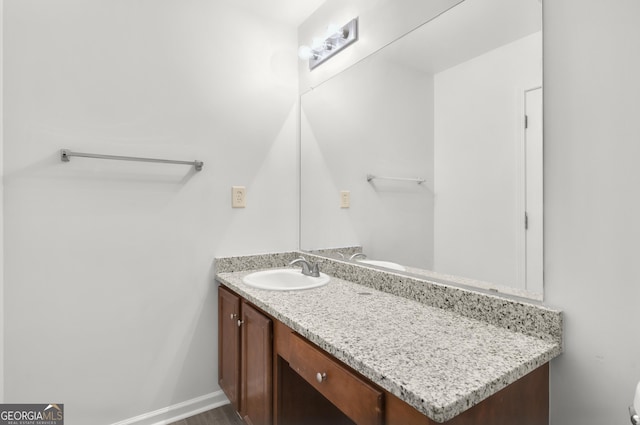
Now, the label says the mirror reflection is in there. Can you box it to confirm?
[300,0,544,299]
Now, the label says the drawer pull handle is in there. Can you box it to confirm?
[316,372,327,383]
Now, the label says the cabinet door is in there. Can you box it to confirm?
[219,286,241,410]
[240,301,273,425]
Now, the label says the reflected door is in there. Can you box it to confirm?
[525,87,543,293]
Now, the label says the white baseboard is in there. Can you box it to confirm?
[111,391,229,425]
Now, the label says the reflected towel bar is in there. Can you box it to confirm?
[366,174,425,184]
[60,149,203,171]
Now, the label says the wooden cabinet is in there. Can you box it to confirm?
[218,286,240,409]
[240,302,273,425]
[219,284,549,425]
[218,286,273,425]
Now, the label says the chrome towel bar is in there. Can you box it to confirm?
[60,149,203,171]
[366,174,425,185]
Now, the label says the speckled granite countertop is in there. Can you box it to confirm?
[215,253,562,423]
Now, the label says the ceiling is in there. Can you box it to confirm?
[387,0,542,74]
[234,0,327,26]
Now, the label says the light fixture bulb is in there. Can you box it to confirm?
[325,23,342,38]
[311,37,326,51]
[298,45,315,60]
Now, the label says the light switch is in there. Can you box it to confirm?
[340,190,350,208]
[232,186,246,208]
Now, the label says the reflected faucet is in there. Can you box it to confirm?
[290,257,321,277]
[349,253,367,261]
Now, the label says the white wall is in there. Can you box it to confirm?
[3,1,298,424]
[544,0,640,423]
[433,32,542,289]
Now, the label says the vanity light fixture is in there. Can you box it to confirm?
[298,18,358,70]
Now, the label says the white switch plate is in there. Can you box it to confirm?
[232,186,246,208]
[340,190,350,208]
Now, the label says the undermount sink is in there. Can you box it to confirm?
[242,268,330,291]
[357,259,407,271]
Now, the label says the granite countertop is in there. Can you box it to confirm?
[216,264,562,423]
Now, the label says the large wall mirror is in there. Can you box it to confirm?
[300,0,544,300]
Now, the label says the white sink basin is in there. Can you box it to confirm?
[357,259,407,271]
[242,268,330,291]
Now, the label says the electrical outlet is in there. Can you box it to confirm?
[232,186,246,208]
[340,190,350,208]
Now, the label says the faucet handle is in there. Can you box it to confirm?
[349,252,367,260]
[310,263,320,277]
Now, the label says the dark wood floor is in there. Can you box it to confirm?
[169,404,245,425]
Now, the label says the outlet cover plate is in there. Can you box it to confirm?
[340,190,350,208]
[232,186,246,208]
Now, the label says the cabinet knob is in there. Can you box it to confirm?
[237,319,244,327]
[230,313,238,320]
[316,372,327,383]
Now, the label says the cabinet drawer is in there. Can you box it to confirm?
[288,333,383,425]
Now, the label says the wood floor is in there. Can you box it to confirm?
[169,404,245,425]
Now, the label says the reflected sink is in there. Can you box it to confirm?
[242,268,330,291]
[357,259,407,271]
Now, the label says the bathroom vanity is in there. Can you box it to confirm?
[215,252,562,425]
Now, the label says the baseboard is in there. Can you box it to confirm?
[111,391,229,425]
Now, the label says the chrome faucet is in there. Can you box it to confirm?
[290,257,320,277]
[349,252,367,260]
